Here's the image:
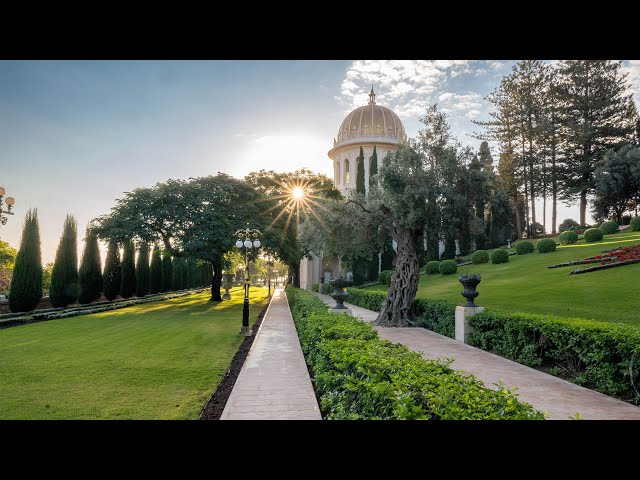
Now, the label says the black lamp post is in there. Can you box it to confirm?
[235,227,261,336]
[0,186,16,226]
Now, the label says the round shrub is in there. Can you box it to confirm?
[599,221,619,235]
[425,261,441,275]
[558,230,578,245]
[490,248,509,264]
[558,218,580,233]
[378,270,393,286]
[630,217,640,232]
[515,241,534,255]
[439,260,457,275]
[471,250,489,264]
[536,238,557,253]
[583,228,604,243]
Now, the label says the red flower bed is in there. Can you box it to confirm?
[569,244,640,274]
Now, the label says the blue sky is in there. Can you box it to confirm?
[1,60,639,263]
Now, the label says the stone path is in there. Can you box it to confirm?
[220,287,321,420]
[316,292,640,420]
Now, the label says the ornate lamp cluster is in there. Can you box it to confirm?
[0,186,16,226]
[234,227,262,336]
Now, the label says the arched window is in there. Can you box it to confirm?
[345,159,350,185]
[336,161,341,184]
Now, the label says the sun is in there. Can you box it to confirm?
[292,186,305,200]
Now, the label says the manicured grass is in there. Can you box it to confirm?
[0,287,269,419]
[366,230,640,327]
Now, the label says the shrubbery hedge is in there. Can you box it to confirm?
[584,228,604,243]
[471,250,489,264]
[490,248,509,264]
[630,217,640,232]
[599,221,619,235]
[559,231,578,245]
[536,238,557,253]
[287,286,543,419]
[425,261,440,274]
[515,241,534,255]
[439,259,457,275]
[311,283,319,292]
[470,311,640,403]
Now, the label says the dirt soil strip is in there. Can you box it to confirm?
[198,299,271,420]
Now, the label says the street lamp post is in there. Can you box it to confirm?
[0,187,16,226]
[235,227,261,336]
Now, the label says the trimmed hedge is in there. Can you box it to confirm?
[287,286,544,419]
[471,250,489,264]
[536,238,557,253]
[425,261,440,275]
[630,217,640,232]
[515,241,534,255]
[311,283,319,292]
[559,231,578,245]
[490,248,509,264]
[439,260,457,275]
[584,228,604,243]
[470,311,640,403]
[320,283,332,295]
[378,270,393,285]
[599,221,619,235]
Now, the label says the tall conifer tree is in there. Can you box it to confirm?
[49,215,79,307]
[78,230,102,304]
[103,240,121,301]
[120,239,136,298]
[8,208,43,312]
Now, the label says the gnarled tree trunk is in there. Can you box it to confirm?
[375,219,420,328]
[210,259,222,301]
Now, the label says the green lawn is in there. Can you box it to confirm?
[366,230,640,327]
[0,287,269,419]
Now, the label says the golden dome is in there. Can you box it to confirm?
[334,88,407,146]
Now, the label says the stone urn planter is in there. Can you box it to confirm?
[222,273,234,300]
[459,273,481,307]
[329,276,353,309]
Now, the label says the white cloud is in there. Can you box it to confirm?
[622,60,640,108]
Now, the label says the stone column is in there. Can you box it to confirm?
[455,306,485,344]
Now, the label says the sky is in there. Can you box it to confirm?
[1,60,639,264]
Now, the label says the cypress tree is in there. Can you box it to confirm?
[103,240,122,301]
[135,243,150,297]
[356,146,366,194]
[185,258,195,288]
[149,244,163,294]
[120,239,136,298]
[369,146,378,186]
[9,208,43,312]
[171,257,185,290]
[162,253,173,292]
[78,230,103,304]
[49,214,79,307]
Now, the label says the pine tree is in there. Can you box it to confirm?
[120,239,136,298]
[135,243,150,297]
[149,244,163,294]
[162,253,173,292]
[8,208,43,312]
[78,230,102,304]
[49,215,79,307]
[356,146,366,194]
[103,240,121,301]
[558,60,638,225]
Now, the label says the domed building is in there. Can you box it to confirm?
[300,88,406,290]
[329,88,407,195]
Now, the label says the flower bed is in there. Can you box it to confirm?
[547,243,640,274]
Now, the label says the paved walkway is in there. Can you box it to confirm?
[221,287,321,420]
[316,292,640,420]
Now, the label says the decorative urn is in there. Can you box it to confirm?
[329,276,353,309]
[459,274,481,307]
[222,273,234,300]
